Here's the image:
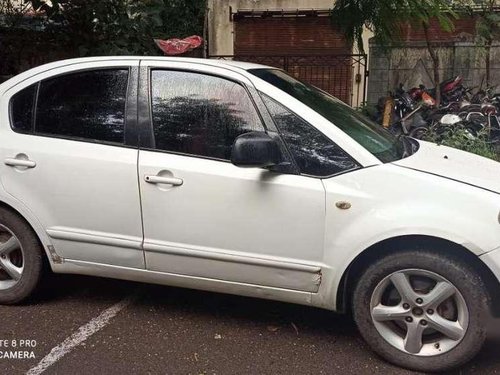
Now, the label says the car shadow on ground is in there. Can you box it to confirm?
[26,274,500,374]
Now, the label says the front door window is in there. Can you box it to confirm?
[150,70,264,160]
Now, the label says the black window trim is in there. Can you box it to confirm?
[139,66,298,170]
[32,81,40,134]
[257,91,363,179]
[8,66,139,150]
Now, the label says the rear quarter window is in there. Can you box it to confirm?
[9,84,37,133]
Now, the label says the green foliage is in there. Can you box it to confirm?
[473,0,500,44]
[331,0,458,53]
[17,0,206,56]
[422,126,500,161]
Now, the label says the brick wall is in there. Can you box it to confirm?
[399,16,478,42]
[234,17,351,55]
[231,16,355,103]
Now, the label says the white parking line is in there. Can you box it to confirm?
[26,293,138,375]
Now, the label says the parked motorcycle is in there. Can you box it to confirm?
[375,76,500,143]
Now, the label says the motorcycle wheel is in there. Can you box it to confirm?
[409,126,429,140]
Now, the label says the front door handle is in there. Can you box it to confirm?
[144,175,183,186]
[4,158,36,168]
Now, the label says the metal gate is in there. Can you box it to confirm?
[210,54,368,107]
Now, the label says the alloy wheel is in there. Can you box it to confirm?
[370,268,469,356]
[0,224,24,290]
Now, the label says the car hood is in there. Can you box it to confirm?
[393,140,500,194]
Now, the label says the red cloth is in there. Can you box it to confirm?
[154,36,203,55]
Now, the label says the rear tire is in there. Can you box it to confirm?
[352,250,488,373]
[0,208,43,304]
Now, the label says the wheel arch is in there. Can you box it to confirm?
[336,235,500,317]
[0,199,55,268]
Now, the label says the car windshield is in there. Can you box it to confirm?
[249,68,407,163]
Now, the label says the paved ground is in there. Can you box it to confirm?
[0,274,499,375]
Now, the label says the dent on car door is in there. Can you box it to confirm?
[1,66,145,268]
[138,67,327,292]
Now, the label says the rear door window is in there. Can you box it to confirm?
[35,69,129,144]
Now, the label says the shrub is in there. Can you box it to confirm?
[421,125,499,161]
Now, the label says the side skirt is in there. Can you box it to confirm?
[52,259,315,307]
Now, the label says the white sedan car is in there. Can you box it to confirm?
[1,57,499,372]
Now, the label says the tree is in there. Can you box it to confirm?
[0,0,30,27]
[9,0,207,56]
[331,0,458,104]
[471,0,500,86]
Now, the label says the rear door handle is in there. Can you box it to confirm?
[144,175,183,186]
[4,158,36,168]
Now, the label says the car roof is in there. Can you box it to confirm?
[141,56,271,70]
[46,56,272,71]
[0,56,272,92]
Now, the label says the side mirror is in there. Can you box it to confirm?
[231,131,282,168]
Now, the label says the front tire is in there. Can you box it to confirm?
[0,208,43,304]
[352,250,489,372]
